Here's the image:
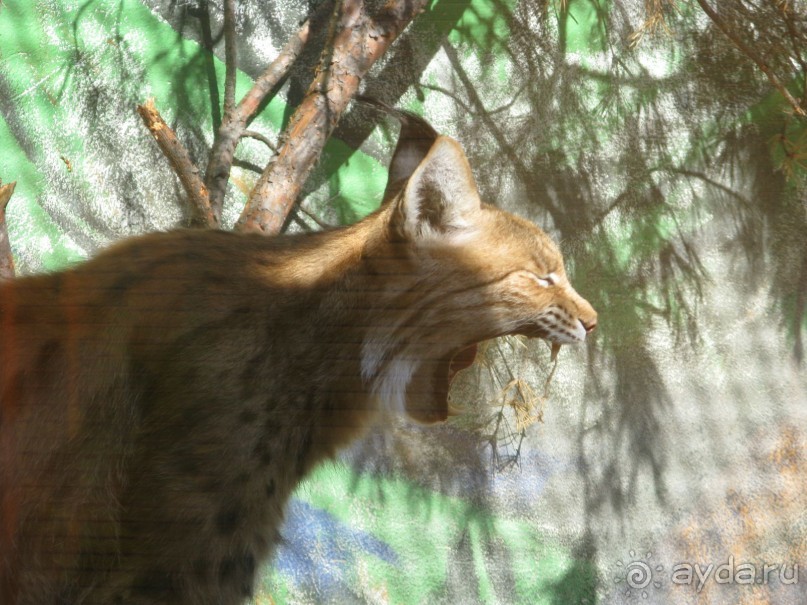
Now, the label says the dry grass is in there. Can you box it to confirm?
[460,337,561,471]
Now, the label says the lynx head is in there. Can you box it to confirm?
[361,134,597,424]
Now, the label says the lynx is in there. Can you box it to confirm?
[0,118,596,604]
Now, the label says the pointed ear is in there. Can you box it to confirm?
[392,136,482,241]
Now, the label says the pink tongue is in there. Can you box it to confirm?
[448,344,478,384]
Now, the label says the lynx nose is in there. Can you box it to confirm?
[569,287,597,337]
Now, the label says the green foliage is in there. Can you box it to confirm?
[0,0,388,268]
[266,462,599,605]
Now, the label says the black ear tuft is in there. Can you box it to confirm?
[384,113,439,202]
[356,99,481,242]
[355,97,439,201]
[396,136,482,241]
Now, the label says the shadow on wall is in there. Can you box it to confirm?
[345,2,804,601]
[2,0,805,602]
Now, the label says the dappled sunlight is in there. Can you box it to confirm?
[2,0,806,603]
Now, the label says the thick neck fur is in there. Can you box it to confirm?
[246,205,463,425]
[252,207,458,424]
[239,206,450,449]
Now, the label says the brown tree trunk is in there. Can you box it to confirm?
[236,0,428,234]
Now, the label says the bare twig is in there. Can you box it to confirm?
[441,41,546,217]
[779,2,807,107]
[223,0,238,119]
[0,181,16,280]
[419,83,474,115]
[241,130,277,153]
[137,99,218,228]
[236,0,429,234]
[670,168,755,206]
[695,0,806,117]
[205,0,334,220]
[296,202,333,230]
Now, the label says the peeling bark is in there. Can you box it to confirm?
[235,0,428,234]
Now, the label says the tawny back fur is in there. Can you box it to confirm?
[0,136,596,604]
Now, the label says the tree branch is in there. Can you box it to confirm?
[296,201,334,230]
[779,2,807,107]
[695,0,806,117]
[205,0,334,221]
[242,130,277,153]
[0,181,16,280]
[236,0,428,234]
[137,99,218,228]
[223,0,238,120]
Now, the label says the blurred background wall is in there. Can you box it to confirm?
[1,1,806,603]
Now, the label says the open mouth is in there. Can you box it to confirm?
[441,330,563,411]
[447,343,479,386]
[411,327,570,423]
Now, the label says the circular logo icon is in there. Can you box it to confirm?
[614,551,664,599]
[626,560,653,589]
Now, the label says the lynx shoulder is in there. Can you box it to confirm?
[0,134,596,604]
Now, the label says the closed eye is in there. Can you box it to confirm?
[530,272,558,288]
